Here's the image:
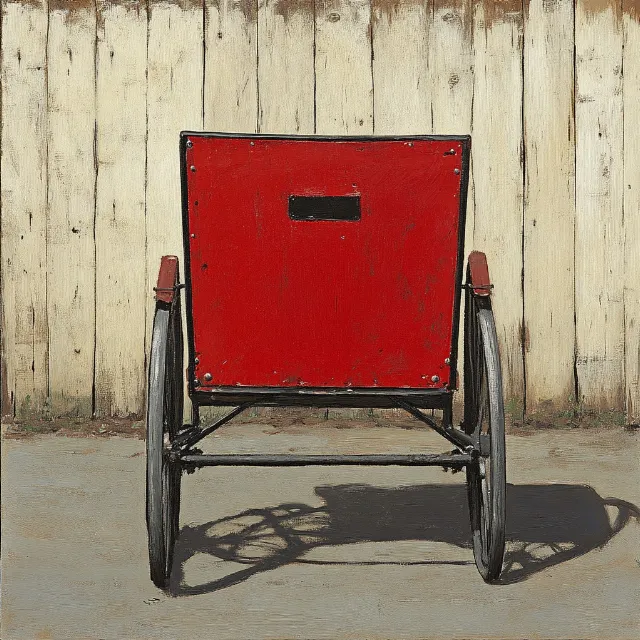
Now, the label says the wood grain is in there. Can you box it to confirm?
[201,0,258,420]
[523,0,576,411]
[428,0,475,417]
[204,0,258,131]
[258,0,315,134]
[371,0,431,135]
[1,0,49,417]
[623,2,640,422]
[315,0,373,134]
[315,0,374,417]
[46,2,96,416]
[146,0,204,421]
[94,1,148,416]
[471,1,525,408]
[429,0,473,135]
[575,0,625,410]
[371,0,432,419]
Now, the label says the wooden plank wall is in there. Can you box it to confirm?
[523,0,575,412]
[2,0,640,424]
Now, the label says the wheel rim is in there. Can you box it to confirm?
[477,371,492,567]
[162,449,177,576]
[464,290,506,582]
[147,301,183,589]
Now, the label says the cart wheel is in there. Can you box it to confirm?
[146,296,183,589]
[463,290,506,582]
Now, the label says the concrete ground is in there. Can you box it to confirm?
[1,418,639,639]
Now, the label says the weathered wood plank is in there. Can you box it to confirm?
[258,0,315,133]
[94,1,148,416]
[46,2,96,416]
[253,0,316,419]
[1,0,49,417]
[146,0,204,420]
[315,0,373,134]
[315,0,373,418]
[371,0,432,418]
[429,0,473,135]
[202,0,258,421]
[371,0,431,134]
[428,0,475,418]
[471,1,525,409]
[575,0,625,410]
[623,1,640,422]
[204,0,258,131]
[523,0,575,412]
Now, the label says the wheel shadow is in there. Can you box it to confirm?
[167,483,640,596]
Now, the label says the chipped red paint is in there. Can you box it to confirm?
[467,250,492,297]
[155,255,179,304]
[184,135,468,389]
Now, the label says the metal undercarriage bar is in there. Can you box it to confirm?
[176,399,479,460]
[394,399,475,452]
[178,453,472,467]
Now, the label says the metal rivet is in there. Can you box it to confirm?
[194,357,199,364]
[190,233,196,238]
[190,165,196,172]
[186,140,193,148]
[328,11,340,22]
[454,168,460,175]
[250,141,255,146]
[431,375,440,383]
[450,148,455,154]
[204,373,212,382]
[193,378,200,386]
[444,357,450,365]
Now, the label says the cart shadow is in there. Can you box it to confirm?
[168,483,640,596]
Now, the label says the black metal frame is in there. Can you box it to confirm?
[168,400,477,471]
[179,131,471,415]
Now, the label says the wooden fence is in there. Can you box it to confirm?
[1,0,639,421]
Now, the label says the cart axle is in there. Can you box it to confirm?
[178,453,472,468]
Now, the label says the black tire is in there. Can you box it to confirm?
[146,298,184,589]
[463,289,506,582]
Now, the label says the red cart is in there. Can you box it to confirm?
[146,133,506,588]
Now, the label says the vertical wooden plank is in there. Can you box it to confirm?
[202,0,257,420]
[47,1,96,416]
[257,0,315,134]
[429,0,473,134]
[623,2,640,422]
[146,0,203,421]
[575,0,624,410]
[204,0,258,131]
[428,0,474,420]
[255,0,315,419]
[372,1,432,420]
[472,1,525,407]
[0,0,49,417]
[523,0,575,412]
[95,0,148,416]
[371,0,431,134]
[315,0,373,134]
[315,0,373,418]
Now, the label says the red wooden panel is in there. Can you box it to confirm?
[183,135,468,389]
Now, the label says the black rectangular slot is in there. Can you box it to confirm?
[288,195,361,221]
